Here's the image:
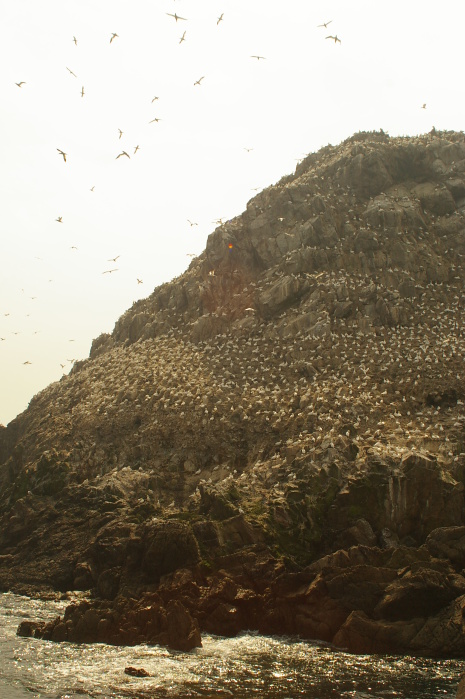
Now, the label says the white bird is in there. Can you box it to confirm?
[167,13,187,22]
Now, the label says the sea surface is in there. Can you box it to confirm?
[0,592,463,699]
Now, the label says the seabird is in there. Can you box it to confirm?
[81,86,85,97]
[90,186,95,192]
[250,55,266,60]
[134,145,140,153]
[102,268,119,274]
[110,33,119,43]
[187,219,198,227]
[167,13,187,22]
[194,76,204,86]
[73,36,77,45]
[151,96,159,103]
[149,117,161,123]
[137,278,143,284]
[66,67,77,77]
[15,81,26,87]
[56,216,63,223]
[116,151,130,159]
[422,104,427,109]
[179,31,186,44]
[318,20,332,28]
[326,35,341,43]
[108,255,120,262]
[118,128,123,139]
[244,147,253,152]
[57,148,67,162]
[23,361,31,365]
[217,13,224,25]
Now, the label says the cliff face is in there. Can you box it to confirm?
[4,129,465,656]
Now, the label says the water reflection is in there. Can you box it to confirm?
[0,593,462,699]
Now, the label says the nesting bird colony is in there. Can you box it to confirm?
[2,129,465,549]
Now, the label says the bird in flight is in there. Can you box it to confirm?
[15,81,26,87]
[151,96,159,103]
[318,20,332,28]
[422,103,427,109]
[73,36,77,45]
[56,216,63,223]
[186,253,196,258]
[187,219,198,227]
[167,12,187,22]
[70,246,78,251]
[244,147,253,152]
[66,67,77,77]
[137,278,143,284]
[57,148,67,162]
[194,76,205,86]
[250,55,266,60]
[60,362,66,368]
[108,255,120,262]
[90,186,95,192]
[326,35,341,43]
[217,13,224,25]
[116,151,130,159]
[118,128,123,139]
[213,217,224,225]
[179,31,186,44]
[102,268,118,274]
[23,361,32,365]
[81,86,85,97]
[134,145,140,154]
[110,33,119,43]
[149,117,161,123]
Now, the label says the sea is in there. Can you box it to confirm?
[0,592,463,699]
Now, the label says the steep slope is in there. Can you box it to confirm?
[3,129,465,655]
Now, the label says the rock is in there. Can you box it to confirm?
[141,520,200,582]
[124,666,150,677]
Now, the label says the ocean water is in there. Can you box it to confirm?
[0,592,463,699]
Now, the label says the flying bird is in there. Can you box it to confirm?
[118,128,123,139]
[318,20,332,28]
[149,117,161,123]
[81,86,85,97]
[250,55,266,60]
[102,268,118,274]
[108,255,120,262]
[60,363,66,368]
[66,67,77,77]
[213,217,224,225]
[167,13,187,22]
[244,147,253,152]
[422,103,427,109]
[116,151,130,159]
[194,76,204,86]
[151,96,159,103]
[137,278,143,284]
[217,13,224,25]
[179,31,186,44]
[134,145,140,153]
[15,81,26,87]
[326,35,341,43]
[70,246,78,250]
[57,148,67,162]
[23,361,32,365]
[90,186,95,192]
[187,219,198,227]
[56,216,63,223]
[73,36,77,45]
[110,33,119,43]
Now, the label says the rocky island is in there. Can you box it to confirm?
[2,129,465,656]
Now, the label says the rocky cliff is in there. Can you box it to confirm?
[4,129,465,655]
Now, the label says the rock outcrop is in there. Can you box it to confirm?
[3,129,465,655]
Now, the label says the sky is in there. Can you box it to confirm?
[0,0,464,426]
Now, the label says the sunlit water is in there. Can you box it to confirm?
[0,593,463,699]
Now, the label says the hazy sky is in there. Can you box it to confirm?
[1,0,464,426]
